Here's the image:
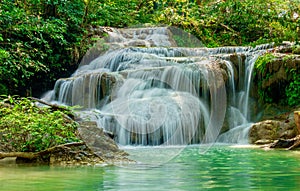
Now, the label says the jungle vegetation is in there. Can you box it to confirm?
[0,0,299,96]
[0,0,299,153]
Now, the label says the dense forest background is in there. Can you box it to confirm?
[0,0,299,97]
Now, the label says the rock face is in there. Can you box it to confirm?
[294,111,300,133]
[249,49,300,145]
[45,142,104,166]
[253,53,300,103]
[249,111,298,144]
[23,119,132,165]
[77,121,130,163]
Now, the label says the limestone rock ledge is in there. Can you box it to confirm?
[249,111,298,144]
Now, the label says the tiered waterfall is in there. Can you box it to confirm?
[44,27,273,145]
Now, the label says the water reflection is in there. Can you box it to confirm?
[1,146,300,190]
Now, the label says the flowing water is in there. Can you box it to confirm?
[1,145,300,190]
[44,27,273,145]
[10,27,296,190]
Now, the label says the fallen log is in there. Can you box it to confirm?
[0,152,36,160]
[0,142,85,160]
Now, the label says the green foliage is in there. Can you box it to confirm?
[292,45,300,54]
[85,0,154,27]
[0,0,92,96]
[0,96,80,152]
[254,53,278,103]
[254,53,300,106]
[151,0,300,47]
[255,53,277,74]
[285,69,300,106]
[0,0,299,96]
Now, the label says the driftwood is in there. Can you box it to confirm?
[0,142,85,160]
[269,135,300,150]
[288,137,300,150]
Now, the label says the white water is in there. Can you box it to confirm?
[44,27,273,145]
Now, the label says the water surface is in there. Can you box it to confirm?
[1,145,300,190]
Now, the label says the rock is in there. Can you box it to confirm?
[249,118,298,144]
[255,139,274,145]
[258,103,290,121]
[294,111,300,133]
[77,121,131,163]
[253,53,300,104]
[47,142,104,166]
[6,121,132,166]
[126,40,148,47]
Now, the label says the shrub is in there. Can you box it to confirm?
[0,96,80,152]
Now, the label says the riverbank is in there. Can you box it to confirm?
[0,97,131,166]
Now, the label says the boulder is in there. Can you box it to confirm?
[77,121,131,163]
[294,111,300,133]
[249,116,298,144]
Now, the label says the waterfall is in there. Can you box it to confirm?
[43,27,273,145]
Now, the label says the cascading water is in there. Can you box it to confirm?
[44,27,273,145]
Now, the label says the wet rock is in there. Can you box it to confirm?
[127,40,148,47]
[249,111,298,144]
[77,121,131,163]
[47,142,104,166]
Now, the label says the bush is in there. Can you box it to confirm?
[0,96,80,152]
